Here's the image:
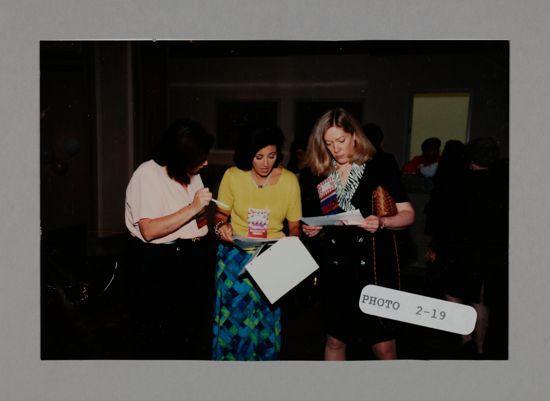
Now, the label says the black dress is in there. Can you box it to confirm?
[305,157,410,346]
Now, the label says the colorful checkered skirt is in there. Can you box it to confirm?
[211,243,281,360]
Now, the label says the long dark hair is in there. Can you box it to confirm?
[233,123,285,170]
[153,119,214,185]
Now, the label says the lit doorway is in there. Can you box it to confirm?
[408,92,471,159]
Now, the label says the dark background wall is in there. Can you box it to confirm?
[40,40,509,241]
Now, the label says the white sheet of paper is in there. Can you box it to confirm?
[243,236,319,304]
[300,209,364,226]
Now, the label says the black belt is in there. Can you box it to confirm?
[164,237,202,245]
[129,236,203,248]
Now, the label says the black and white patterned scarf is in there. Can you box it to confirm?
[329,162,365,212]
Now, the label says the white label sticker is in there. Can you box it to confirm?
[359,285,477,335]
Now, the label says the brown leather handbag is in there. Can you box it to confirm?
[372,186,398,217]
[371,185,401,289]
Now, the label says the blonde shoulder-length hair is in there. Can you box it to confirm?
[305,108,376,176]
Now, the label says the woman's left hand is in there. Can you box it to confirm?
[216,222,234,243]
[302,223,322,237]
[357,215,381,233]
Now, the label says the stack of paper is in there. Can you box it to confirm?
[232,235,278,250]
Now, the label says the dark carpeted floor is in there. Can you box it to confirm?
[41,253,507,361]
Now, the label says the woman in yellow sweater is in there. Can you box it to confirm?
[211,123,302,360]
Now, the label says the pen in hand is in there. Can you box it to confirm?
[211,198,230,209]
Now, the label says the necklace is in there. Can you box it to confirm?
[251,170,272,188]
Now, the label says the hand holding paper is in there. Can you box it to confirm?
[301,209,365,226]
[302,223,322,238]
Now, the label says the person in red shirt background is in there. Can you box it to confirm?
[402,137,441,177]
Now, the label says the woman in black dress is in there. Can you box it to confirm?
[302,108,415,360]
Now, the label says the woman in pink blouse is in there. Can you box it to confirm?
[124,119,214,359]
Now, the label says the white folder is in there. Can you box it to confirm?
[243,236,319,304]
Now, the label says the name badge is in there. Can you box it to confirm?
[247,208,270,238]
[317,176,342,215]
